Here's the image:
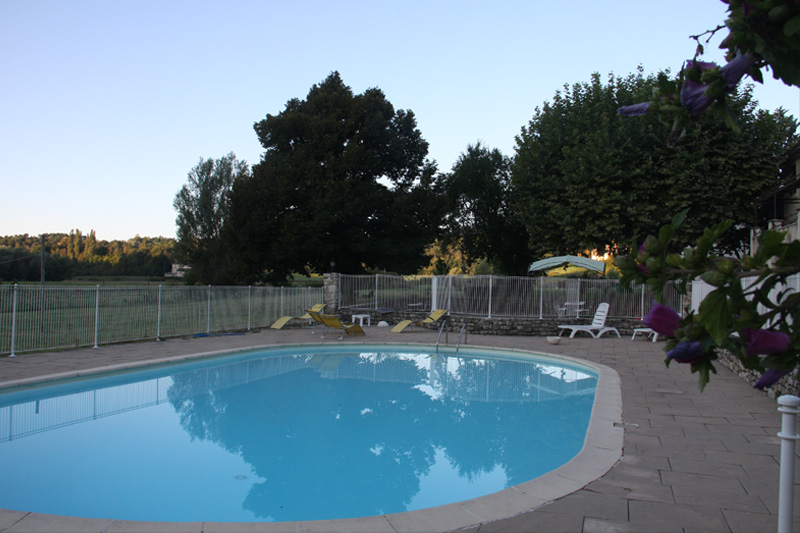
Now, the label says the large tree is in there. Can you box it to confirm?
[174,153,249,284]
[512,68,797,260]
[438,143,532,275]
[229,72,441,283]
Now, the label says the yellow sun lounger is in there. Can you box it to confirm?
[391,309,448,333]
[269,304,326,330]
[307,311,366,340]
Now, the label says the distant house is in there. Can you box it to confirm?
[165,264,190,278]
[751,141,800,252]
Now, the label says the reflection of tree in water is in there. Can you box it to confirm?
[168,354,437,520]
[438,358,593,486]
[166,351,595,521]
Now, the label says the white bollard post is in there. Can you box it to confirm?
[777,395,800,533]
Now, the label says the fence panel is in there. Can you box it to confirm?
[2,285,97,353]
[338,274,684,319]
[437,276,488,316]
[488,276,540,318]
[1,284,324,356]
[160,286,210,338]
[97,286,159,345]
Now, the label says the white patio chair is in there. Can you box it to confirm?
[558,302,620,339]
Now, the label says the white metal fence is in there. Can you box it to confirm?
[339,274,683,319]
[1,276,685,356]
[0,284,323,356]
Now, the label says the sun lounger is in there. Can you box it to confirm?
[269,304,325,330]
[558,302,620,339]
[307,311,366,340]
[391,309,448,333]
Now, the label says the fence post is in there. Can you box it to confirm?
[247,285,252,331]
[640,283,646,319]
[375,274,379,310]
[207,285,212,334]
[432,276,438,312]
[538,277,544,320]
[777,395,800,533]
[93,285,100,349]
[156,285,163,341]
[9,284,18,357]
[487,276,493,319]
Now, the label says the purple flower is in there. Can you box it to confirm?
[720,54,756,88]
[685,59,718,71]
[637,263,650,276]
[618,102,651,116]
[743,328,791,356]
[667,341,704,363]
[680,79,715,117]
[643,301,681,337]
[755,369,790,389]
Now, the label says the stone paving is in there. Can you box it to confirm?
[0,325,798,532]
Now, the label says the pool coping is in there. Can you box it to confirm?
[0,342,623,533]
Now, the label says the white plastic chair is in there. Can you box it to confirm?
[558,303,620,339]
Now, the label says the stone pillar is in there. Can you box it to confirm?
[323,273,339,312]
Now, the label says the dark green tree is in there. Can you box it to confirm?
[512,69,796,260]
[229,72,441,283]
[174,153,249,284]
[438,143,532,274]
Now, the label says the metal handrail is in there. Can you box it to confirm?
[455,323,467,354]
[435,319,447,353]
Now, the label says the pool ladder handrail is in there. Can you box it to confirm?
[455,323,467,354]
[435,321,468,354]
[435,319,447,353]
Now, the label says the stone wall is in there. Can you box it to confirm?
[715,350,799,398]
[337,307,645,338]
[323,273,339,312]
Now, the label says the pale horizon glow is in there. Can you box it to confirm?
[2,0,798,241]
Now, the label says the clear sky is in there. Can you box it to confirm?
[2,0,798,241]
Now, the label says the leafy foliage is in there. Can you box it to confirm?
[616,212,800,391]
[228,72,442,284]
[720,0,800,87]
[437,143,532,275]
[174,153,249,284]
[0,231,176,281]
[512,69,796,261]
[625,0,800,142]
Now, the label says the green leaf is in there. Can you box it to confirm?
[671,209,688,229]
[784,15,800,36]
[698,289,731,345]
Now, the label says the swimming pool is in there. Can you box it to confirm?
[0,343,621,527]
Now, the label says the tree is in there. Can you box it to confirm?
[438,143,532,275]
[511,69,796,261]
[228,72,441,284]
[174,153,249,284]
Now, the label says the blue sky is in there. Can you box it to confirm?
[2,0,798,241]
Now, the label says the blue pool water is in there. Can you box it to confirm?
[0,344,597,523]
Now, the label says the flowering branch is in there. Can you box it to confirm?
[617,0,800,145]
[616,210,800,391]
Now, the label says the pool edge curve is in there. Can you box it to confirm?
[0,342,623,533]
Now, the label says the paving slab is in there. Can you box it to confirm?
[0,327,796,532]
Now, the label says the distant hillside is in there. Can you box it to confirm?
[0,230,178,281]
